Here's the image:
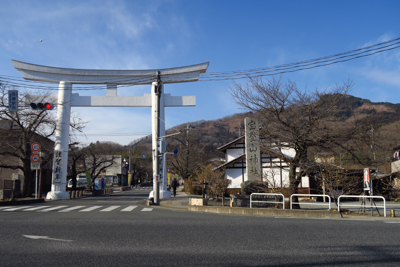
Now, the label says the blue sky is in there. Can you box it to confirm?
[1,0,400,145]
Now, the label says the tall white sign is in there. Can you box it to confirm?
[245,117,261,181]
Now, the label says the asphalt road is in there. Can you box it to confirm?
[1,188,399,267]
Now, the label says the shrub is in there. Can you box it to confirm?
[184,179,203,195]
[241,181,269,195]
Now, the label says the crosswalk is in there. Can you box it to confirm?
[0,205,153,213]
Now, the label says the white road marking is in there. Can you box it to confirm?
[141,208,153,211]
[38,206,68,212]
[121,206,138,212]
[100,206,120,212]
[58,206,86,212]
[79,206,103,212]
[2,205,152,213]
[23,235,72,242]
[23,206,48,211]
[2,206,30,211]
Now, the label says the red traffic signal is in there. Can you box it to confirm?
[30,102,54,110]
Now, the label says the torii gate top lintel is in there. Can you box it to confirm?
[11,59,209,85]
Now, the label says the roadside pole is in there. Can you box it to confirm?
[153,72,161,204]
[31,143,41,199]
[35,170,38,199]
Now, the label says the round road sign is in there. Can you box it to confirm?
[31,142,41,151]
[31,154,40,163]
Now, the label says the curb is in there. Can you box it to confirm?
[188,205,342,218]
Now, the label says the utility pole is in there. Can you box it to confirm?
[186,123,190,146]
[153,71,162,204]
[371,125,376,161]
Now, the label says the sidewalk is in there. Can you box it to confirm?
[158,186,231,209]
[3,186,400,220]
[158,187,400,220]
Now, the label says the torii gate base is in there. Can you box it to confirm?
[12,60,209,202]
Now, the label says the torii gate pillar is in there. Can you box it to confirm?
[46,81,72,199]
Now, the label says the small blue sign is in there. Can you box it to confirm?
[141,153,146,159]
[8,90,18,112]
[173,149,178,155]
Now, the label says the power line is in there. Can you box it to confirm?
[200,37,400,81]
[2,36,400,88]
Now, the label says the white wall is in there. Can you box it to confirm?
[226,168,246,188]
[226,148,244,162]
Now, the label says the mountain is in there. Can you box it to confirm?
[130,95,400,165]
[129,112,253,157]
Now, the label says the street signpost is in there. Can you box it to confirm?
[31,143,41,199]
[31,154,40,163]
[31,162,40,170]
[31,142,41,152]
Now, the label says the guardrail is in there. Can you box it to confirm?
[250,193,285,209]
[290,194,332,210]
[338,195,387,217]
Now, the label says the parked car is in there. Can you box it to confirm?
[67,178,88,189]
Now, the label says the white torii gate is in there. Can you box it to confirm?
[11,59,209,202]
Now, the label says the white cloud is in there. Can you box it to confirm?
[359,69,400,89]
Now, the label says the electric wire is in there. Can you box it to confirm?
[1,36,400,89]
[199,37,400,81]
[204,37,400,76]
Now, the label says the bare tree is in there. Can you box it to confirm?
[231,77,366,207]
[314,158,363,207]
[169,127,205,181]
[67,143,86,189]
[80,141,125,189]
[0,85,84,197]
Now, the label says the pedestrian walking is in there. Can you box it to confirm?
[171,178,178,197]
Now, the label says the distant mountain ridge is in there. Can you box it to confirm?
[131,94,400,157]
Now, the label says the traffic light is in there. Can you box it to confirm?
[30,102,54,110]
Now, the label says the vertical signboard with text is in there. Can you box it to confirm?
[245,117,261,181]
[8,90,18,112]
[52,150,63,185]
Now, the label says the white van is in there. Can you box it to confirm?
[67,178,88,189]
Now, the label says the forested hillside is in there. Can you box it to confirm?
[130,94,400,171]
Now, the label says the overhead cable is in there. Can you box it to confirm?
[1,36,400,89]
